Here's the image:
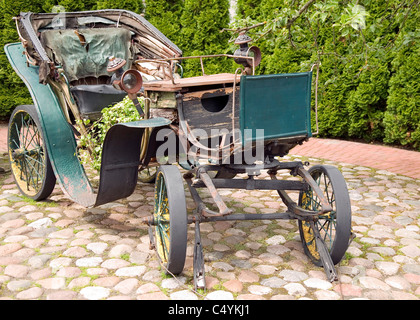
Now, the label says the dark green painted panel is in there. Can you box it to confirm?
[239,72,312,143]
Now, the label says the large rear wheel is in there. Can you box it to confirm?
[8,105,56,200]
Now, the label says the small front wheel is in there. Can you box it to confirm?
[298,165,351,266]
[8,105,56,200]
[152,165,187,275]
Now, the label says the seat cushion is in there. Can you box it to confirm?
[41,28,132,81]
[70,84,127,119]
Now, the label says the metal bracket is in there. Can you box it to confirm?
[311,221,338,282]
[310,62,320,135]
[148,225,155,251]
[193,221,206,291]
[297,167,333,214]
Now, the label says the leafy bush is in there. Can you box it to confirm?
[77,96,143,170]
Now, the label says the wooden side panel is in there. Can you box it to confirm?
[180,87,240,137]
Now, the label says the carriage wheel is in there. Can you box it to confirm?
[153,165,187,274]
[8,105,56,200]
[298,165,351,266]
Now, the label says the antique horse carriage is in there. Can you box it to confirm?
[5,10,352,289]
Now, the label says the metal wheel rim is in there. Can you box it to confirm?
[300,172,337,261]
[299,165,351,265]
[8,110,48,197]
[152,165,187,274]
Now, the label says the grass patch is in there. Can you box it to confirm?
[20,195,58,208]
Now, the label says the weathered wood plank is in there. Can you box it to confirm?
[143,73,241,92]
[180,87,240,137]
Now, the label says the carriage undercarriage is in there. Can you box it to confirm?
[146,159,352,288]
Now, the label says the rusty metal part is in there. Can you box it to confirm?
[107,56,126,72]
[234,32,252,45]
[198,171,232,216]
[233,32,261,69]
[311,220,338,282]
[142,216,155,226]
[137,53,257,80]
[74,30,87,46]
[11,147,40,160]
[184,174,230,218]
[191,177,307,191]
[200,212,295,223]
[296,167,333,213]
[193,220,206,290]
[268,167,332,217]
[121,69,143,93]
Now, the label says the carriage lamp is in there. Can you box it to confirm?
[233,32,262,71]
[120,70,143,93]
[107,56,144,116]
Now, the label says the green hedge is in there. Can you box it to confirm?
[234,0,420,150]
[384,34,420,149]
[144,0,183,46]
[0,0,43,120]
[179,0,230,77]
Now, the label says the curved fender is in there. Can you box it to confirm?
[4,42,171,207]
[95,119,171,206]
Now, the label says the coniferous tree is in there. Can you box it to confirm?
[384,12,420,150]
[144,0,183,45]
[96,0,143,13]
[180,0,231,76]
[0,0,45,119]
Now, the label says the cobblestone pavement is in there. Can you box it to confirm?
[0,150,419,300]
